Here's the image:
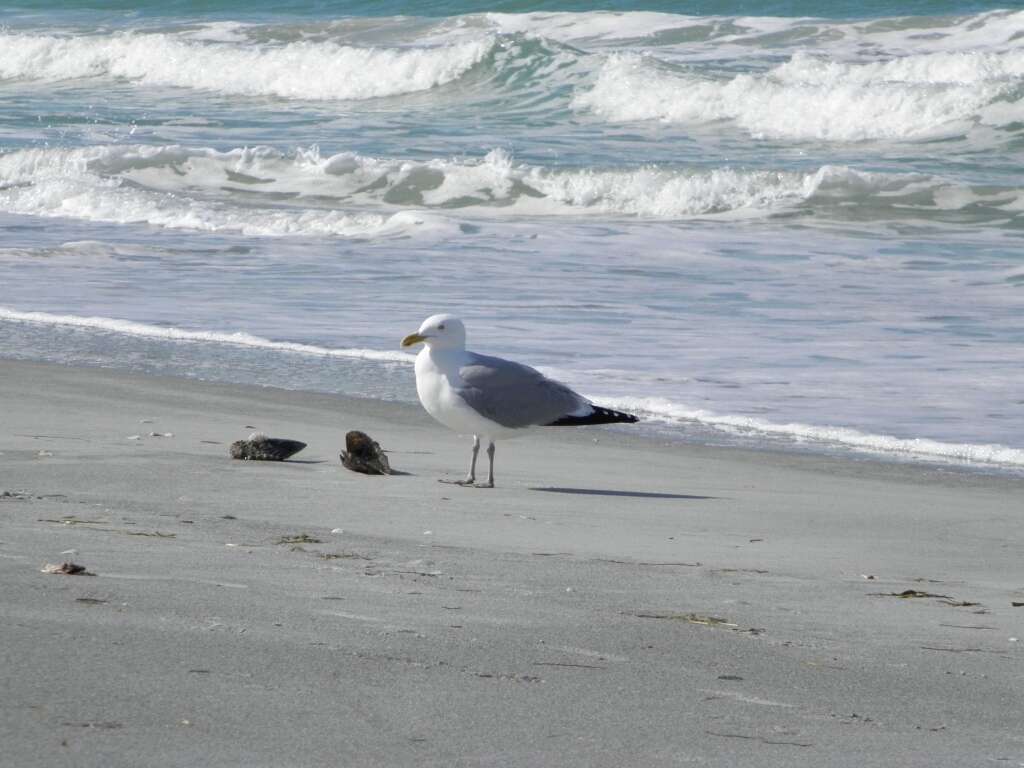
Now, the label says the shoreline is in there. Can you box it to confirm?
[3,314,1023,477]
[2,359,1022,766]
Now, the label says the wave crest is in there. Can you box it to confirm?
[575,50,1024,142]
[0,30,495,101]
[2,144,1022,231]
[0,145,454,237]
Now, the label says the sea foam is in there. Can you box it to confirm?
[2,144,1021,232]
[0,30,494,100]
[575,49,1024,142]
[0,307,416,364]
[598,396,1024,468]
[483,8,1024,60]
[0,145,456,237]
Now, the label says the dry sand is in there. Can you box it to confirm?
[1,359,1022,767]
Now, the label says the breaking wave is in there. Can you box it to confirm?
[0,30,495,101]
[5,10,1023,141]
[574,49,1024,142]
[483,8,1024,56]
[2,144,1022,231]
[0,145,462,237]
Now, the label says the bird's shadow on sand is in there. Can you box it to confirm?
[530,487,715,500]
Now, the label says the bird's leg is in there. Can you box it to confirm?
[467,436,481,484]
[475,441,495,488]
[439,435,478,486]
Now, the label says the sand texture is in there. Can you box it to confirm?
[1,360,1022,767]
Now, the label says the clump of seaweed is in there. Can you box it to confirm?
[340,431,392,475]
[230,433,306,461]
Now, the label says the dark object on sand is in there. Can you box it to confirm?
[41,562,95,576]
[276,533,323,545]
[230,432,306,461]
[340,431,392,475]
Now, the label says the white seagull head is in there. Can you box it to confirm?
[402,313,466,351]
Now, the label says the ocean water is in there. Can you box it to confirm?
[1,0,1022,470]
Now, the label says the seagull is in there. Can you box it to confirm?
[401,314,638,487]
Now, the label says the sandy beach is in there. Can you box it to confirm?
[1,359,1022,767]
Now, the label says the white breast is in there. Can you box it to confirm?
[414,348,522,440]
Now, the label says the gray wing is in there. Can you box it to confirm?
[456,352,587,429]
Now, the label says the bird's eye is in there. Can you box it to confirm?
[438,324,446,330]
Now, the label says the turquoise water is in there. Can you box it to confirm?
[0,1,1022,469]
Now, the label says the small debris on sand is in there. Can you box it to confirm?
[340,430,393,475]
[886,589,952,599]
[276,533,323,545]
[41,562,95,576]
[626,610,764,635]
[705,730,811,748]
[39,516,106,526]
[230,432,306,461]
[318,551,371,561]
[871,589,979,607]
[631,611,737,627]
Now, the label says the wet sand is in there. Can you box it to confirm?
[1,359,1022,767]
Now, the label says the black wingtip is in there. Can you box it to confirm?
[545,406,639,427]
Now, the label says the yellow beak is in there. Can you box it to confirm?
[401,332,427,348]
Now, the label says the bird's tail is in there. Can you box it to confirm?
[545,405,639,427]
